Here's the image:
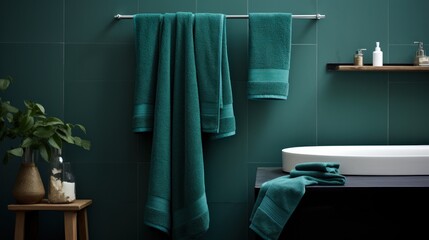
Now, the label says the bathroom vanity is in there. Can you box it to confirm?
[253,167,429,240]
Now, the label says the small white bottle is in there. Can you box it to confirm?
[372,42,383,66]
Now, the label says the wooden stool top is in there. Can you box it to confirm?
[8,199,92,211]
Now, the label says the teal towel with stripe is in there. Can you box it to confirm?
[136,13,209,239]
[250,162,345,240]
[195,13,236,139]
[133,14,162,132]
[248,13,292,100]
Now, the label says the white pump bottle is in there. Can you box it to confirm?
[372,42,383,66]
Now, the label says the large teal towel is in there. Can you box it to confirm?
[133,14,162,132]
[250,162,345,240]
[195,13,236,139]
[248,13,292,100]
[137,13,209,239]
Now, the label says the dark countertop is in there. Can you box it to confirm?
[255,167,429,189]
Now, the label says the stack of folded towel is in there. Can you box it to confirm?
[250,162,346,240]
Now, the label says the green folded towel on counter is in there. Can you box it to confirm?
[294,162,340,173]
[250,162,345,240]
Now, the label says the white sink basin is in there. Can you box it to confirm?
[282,145,429,175]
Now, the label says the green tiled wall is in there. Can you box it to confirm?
[1,0,429,239]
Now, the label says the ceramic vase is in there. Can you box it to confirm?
[12,148,45,204]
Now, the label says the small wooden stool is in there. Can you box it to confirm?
[8,199,92,240]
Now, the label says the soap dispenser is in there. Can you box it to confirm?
[372,42,383,66]
[354,49,366,66]
[413,41,429,66]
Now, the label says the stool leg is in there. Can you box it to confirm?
[64,212,78,240]
[78,209,89,240]
[14,211,25,240]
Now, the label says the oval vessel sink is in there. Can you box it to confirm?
[282,145,429,175]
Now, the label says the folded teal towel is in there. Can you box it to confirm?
[195,13,236,139]
[295,162,341,173]
[250,162,345,240]
[139,12,209,239]
[248,13,292,100]
[290,170,346,185]
[133,14,162,132]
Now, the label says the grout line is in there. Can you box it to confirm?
[386,0,390,144]
[62,0,66,118]
[315,0,319,146]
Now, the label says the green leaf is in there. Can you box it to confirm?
[6,112,13,122]
[42,117,64,126]
[0,77,11,91]
[56,127,74,144]
[8,148,23,157]
[80,139,91,150]
[18,114,34,133]
[75,124,87,134]
[48,135,62,150]
[21,137,35,148]
[33,127,55,138]
[34,103,45,114]
[39,144,49,162]
[2,102,18,113]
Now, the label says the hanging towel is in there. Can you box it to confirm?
[195,13,236,139]
[133,14,162,132]
[248,13,292,100]
[141,13,174,234]
[249,162,345,240]
[139,12,209,239]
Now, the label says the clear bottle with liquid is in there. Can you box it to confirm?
[48,149,76,203]
[354,49,366,66]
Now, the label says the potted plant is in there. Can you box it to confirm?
[0,77,91,203]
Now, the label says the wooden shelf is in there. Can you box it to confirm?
[327,63,429,72]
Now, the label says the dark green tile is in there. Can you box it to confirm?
[204,138,247,203]
[227,20,249,83]
[139,0,197,13]
[65,0,137,43]
[65,43,135,83]
[64,80,142,163]
[389,81,429,144]
[249,0,317,44]
[0,0,63,42]
[197,0,246,14]
[73,161,139,240]
[248,45,317,163]
[390,44,422,64]
[0,43,64,117]
[390,0,429,44]
[317,72,388,145]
